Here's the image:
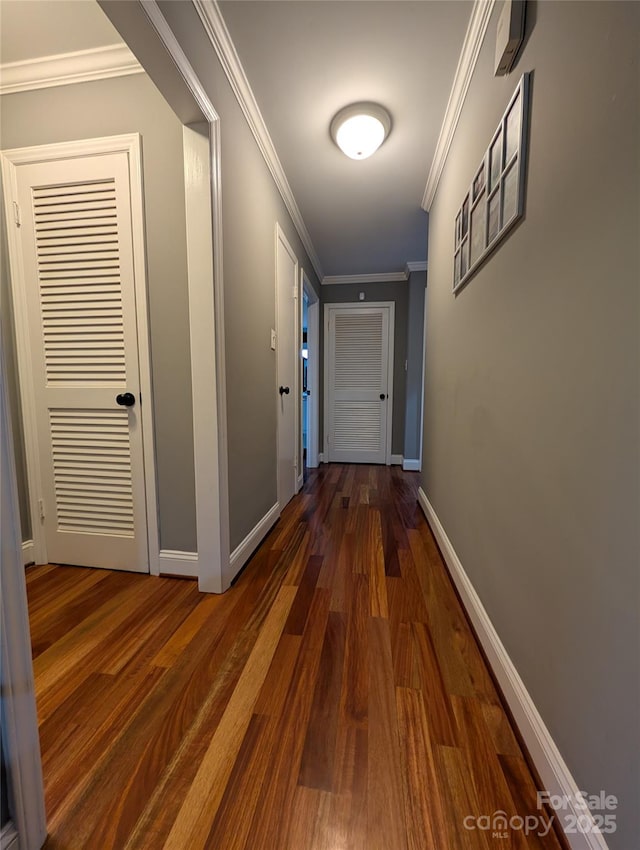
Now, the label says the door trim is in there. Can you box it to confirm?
[1,134,158,573]
[275,222,299,508]
[0,343,47,850]
[323,301,395,465]
[301,270,319,470]
[137,0,230,592]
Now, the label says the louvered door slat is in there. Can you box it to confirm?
[15,146,148,571]
[33,177,126,386]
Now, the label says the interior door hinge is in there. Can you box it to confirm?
[13,201,21,227]
[38,498,45,521]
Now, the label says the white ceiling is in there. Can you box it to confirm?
[0,0,474,279]
[218,0,473,277]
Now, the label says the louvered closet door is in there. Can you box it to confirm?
[16,152,148,571]
[327,305,392,464]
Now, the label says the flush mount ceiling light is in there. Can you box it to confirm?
[330,102,391,160]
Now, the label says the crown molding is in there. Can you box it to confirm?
[421,0,496,211]
[405,261,428,275]
[322,272,408,286]
[193,0,324,282]
[0,44,143,96]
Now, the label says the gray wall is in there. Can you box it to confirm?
[156,1,321,551]
[421,3,639,847]
[322,281,408,457]
[403,269,426,463]
[1,72,197,552]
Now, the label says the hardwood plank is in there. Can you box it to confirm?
[246,588,331,848]
[367,509,389,618]
[284,553,323,635]
[367,617,407,850]
[451,694,529,850]
[435,744,492,850]
[396,686,448,850]
[498,754,565,850]
[412,620,458,747]
[341,572,369,726]
[162,583,297,850]
[298,610,346,790]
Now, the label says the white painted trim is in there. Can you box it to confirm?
[421,0,496,211]
[318,452,325,464]
[302,272,320,469]
[127,135,161,578]
[1,155,47,565]
[324,302,395,466]
[0,821,19,850]
[418,283,428,473]
[404,261,428,275]
[390,454,403,466]
[22,539,34,566]
[402,458,421,471]
[1,134,158,575]
[158,549,198,578]
[321,265,427,286]
[0,43,143,95]
[0,342,47,850]
[417,488,610,850]
[140,0,231,593]
[322,271,408,286]
[297,473,304,492]
[229,502,280,576]
[275,223,299,510]
[193,0,323,282]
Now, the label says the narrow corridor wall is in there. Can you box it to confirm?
[420,3,639,846]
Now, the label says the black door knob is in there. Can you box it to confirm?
[380,393,387,400]
[279,386,290,395]
[116,392,136,407]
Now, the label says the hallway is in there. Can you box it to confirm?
[28,465,563,850]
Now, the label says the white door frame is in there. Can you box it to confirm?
[301,270,319,471]
[137,0,230,592]
[0,340,47,850]
[1,134,159,574]
[1,0,232,592]
[275,222,299,508]
[323,301,395,466]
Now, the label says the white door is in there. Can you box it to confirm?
[276,225,298,508]
[9,149,148,572]
[326,303,394,464]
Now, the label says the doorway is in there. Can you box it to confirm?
[324,301,395,464]
[1,136,154,573]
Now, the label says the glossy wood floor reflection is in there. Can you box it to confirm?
[29,465,564,850]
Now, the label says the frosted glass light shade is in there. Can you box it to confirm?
[330,103,391,160]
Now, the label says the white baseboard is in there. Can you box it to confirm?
[417,487,609,850]
[22,539,34,566]
[229,502,280,576]
[297,472,304,492]
[158,549,198,578]
[390,454,403,466]
[402,458,421,471]
[318,452,325,463]
[0,821,19,850]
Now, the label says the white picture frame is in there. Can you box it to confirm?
[453,73,530,294]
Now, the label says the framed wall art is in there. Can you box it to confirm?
[453,73,530,293]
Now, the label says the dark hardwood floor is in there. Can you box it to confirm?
[28,465,564,849]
